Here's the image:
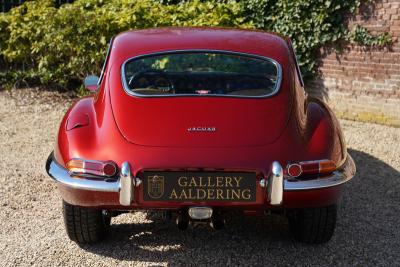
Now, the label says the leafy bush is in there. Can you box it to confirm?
[0,0,253,89]
[0,0,393,90]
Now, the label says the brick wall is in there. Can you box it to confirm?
[309,0,400,127]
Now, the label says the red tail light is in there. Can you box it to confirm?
[287,159,336,177]
[66,159,118,177]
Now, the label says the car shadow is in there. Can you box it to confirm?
[80,149,400,266]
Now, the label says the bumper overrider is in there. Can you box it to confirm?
[46,153,356,207]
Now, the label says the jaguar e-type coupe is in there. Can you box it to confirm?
[46,27,355,244]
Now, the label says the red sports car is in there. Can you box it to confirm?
[46,27,355,244]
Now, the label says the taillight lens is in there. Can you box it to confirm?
[287,159,336,177]
[66,159,118,177]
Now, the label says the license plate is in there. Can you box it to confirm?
[142,171,256,202]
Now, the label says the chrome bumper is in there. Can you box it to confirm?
[283,154,356,191]
[46,153,355,207]
[263,153,355,205]
[45,153,141,206]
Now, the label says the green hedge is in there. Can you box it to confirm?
[0,0,252,89]
[0,0,392,91]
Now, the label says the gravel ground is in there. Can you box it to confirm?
[0,88,399,267]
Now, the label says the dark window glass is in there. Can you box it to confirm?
[123,52,280,97]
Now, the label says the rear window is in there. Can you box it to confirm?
[122,51,281,97]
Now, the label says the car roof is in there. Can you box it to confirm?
[110,27,291,64]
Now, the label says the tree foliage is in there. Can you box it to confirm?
[0,0,252,89]
[0,0,392,90]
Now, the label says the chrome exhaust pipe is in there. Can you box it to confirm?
[188,207,213,220]
[210,216,225,230]
[176,214,189,230]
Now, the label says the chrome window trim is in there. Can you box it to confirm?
[120,49,283,99]
[287,40,304,87]
[292,50,304,87]
[98,37,114,86]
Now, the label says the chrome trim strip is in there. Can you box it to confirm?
[284,154,356,191]
[46,155,119,193]
[267,161,284,205]
[120,49,283,99]
[98,37,114,86]
[287,39,304,87]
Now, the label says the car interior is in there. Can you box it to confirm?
[126,69,277,96]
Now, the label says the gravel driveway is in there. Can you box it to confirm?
[0,88,399,267]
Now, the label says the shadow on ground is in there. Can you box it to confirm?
[81,149,400,266]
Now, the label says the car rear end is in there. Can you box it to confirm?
[46,28,355,244]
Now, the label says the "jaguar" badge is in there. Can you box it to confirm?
[187,127,216,132]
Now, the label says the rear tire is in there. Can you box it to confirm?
[288,204,337,244]
[62,201,110,244]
